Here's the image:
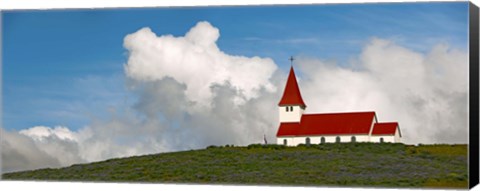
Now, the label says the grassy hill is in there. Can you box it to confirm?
[2,143,468,188]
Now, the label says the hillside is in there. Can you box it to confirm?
[2,143,468,188]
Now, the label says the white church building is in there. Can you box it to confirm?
[276,65,402,146]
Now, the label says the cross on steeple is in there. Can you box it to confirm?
[289,56,295,66]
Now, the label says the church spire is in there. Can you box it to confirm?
[278,59,306,108]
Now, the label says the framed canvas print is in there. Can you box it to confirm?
[1,0,479,190]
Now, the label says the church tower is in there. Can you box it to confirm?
[278,62,306,123]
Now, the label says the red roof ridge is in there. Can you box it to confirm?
[376,122,398,125]
[279,122,301,124]
[278,66,306,107]
[302,111,376,116]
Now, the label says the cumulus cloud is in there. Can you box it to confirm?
[124,21,277,107]
[1,22,468,173]
[121,20,283,151]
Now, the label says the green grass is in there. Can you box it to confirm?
[1,143,468,188]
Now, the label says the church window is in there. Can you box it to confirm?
[321,137,325,144]
[283,139,287,145]
[336,136,341,143]
[351,136,356,143]
[286,107,289,112]
[290,106,293,111]
[380,138,384,143]
[306,137,310,145]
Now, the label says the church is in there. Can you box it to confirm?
[276,62,402,146]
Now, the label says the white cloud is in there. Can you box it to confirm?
[19,126,78,142]
[124,21,277,107]
[12,126,85,169]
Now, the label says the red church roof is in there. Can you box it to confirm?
[278,66,306,108]
[276,111,377,137]
[372,122,400,136]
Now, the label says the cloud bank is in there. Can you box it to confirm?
[2,21,281,173]
[1,21,468,173]
[298,38,468,144]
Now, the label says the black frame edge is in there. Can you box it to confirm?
[469,1,480,189]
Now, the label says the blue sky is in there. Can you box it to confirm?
[2,2,469,131]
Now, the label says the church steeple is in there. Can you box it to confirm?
[278,57,306,123]
[278,65,306,108]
